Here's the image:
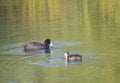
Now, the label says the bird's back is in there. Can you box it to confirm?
[23,42,44,50]
[68,54,82,61]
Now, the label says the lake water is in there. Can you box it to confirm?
[0,0,120,83]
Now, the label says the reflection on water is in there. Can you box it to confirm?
[0,41,88,67]
[0,40,108,68]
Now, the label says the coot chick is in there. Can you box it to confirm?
[64,51,82,61]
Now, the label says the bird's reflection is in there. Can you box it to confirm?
[64,59,82,66]
[24,48,52,57]
[44,49,53,59]
[44,49,52,53]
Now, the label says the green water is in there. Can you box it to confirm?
[0,0,120,83]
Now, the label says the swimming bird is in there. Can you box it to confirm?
[23,39,53,51]
[64,51,82,62]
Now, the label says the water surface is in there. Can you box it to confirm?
[0,0,120,83]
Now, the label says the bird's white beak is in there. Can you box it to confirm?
[49,41,53,48]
